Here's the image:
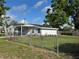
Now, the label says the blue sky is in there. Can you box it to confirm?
[6,0,51,24]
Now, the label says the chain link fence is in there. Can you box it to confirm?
[15,35,79,53]
[6,35,79,59]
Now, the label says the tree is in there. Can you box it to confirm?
[63,0,79,29]
[45,0,79,29]
[75,9,79,29]
[9,20,18,26]
[45,0,68,28]
[0,0,9,26]
[0,0,10,36]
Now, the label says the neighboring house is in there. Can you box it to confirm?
[14,24,58,36]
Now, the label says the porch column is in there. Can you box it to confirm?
[21,26,22,36]
[13,27,15,36]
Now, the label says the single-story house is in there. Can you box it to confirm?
[14,24,59,36]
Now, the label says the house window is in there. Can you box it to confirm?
[38,28,40,33]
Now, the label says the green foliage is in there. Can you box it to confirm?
[45,0,69,28]
[0,0,10,16]
[45,0,79,29]
[65,0,79,29]
[0,0,10,26]
[10,20,18,26]
[0,0,6,3]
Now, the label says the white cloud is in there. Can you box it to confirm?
[6,11,17,20]
[42,5,52,13]
[34,0,48,8]
[6,11,17,19]
[34,1,44,8]
[12,4,27,12]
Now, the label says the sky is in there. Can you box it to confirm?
[6,0,51,24]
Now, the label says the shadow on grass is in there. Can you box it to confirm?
[55,43,79,59]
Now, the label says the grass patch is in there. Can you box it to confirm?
[0,38,58,59]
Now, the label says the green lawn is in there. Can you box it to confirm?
[0,38,58,59]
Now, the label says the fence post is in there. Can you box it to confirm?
[21,26,22,37]
[56,36,59,54]
[29,35,32,46]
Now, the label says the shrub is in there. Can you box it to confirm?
[61,31,72,35]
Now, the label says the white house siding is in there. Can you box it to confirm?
[40,29,58,36]
[27,28,40,35]
[14,24,58,36]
